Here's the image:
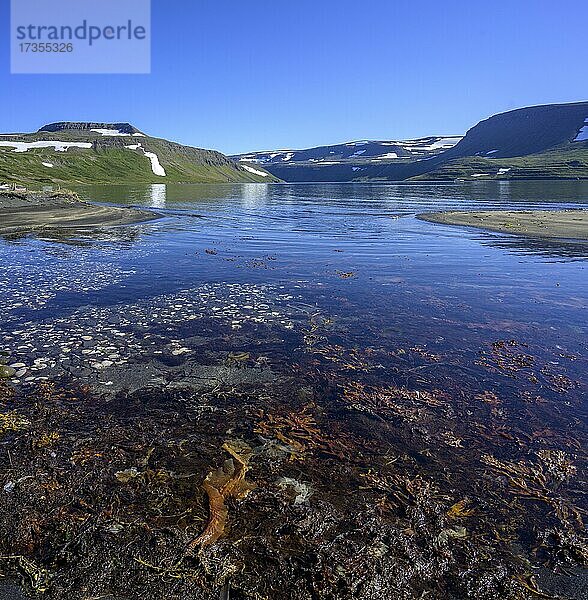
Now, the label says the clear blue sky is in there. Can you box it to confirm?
[1,0,587,154]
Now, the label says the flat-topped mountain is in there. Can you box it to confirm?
[38,122,144,135]
[0,123,277,185]
[232,136,462,166]
[235,102,588,182]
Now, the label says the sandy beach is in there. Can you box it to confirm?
[418,209,588,240]
[0,190,159,235]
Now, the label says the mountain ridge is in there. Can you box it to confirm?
[232,136,462,165]
[235,101,588,182]
[2,103,587,185]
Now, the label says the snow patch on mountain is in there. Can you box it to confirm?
[91,129,128,136]
[242,164,269,177]
[239,151,292,164]
[144,152,166,176]
[0,141,92,153]
[124,143,166,176]
[401,136,462,152]
[91,128,145,137]
[573,118,588,142]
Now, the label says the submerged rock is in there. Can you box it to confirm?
[0,366,16,379]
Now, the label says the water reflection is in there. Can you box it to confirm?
[0,224,148,247]
[479,232,588,260]
[67,181,588,263]
[241,183,269,208]
[497,180,511,202]
[146,184,167,208]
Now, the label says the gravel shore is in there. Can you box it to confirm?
[0,190,159,234]
[418,209,588,240]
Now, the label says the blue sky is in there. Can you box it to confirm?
[1,0,587,154]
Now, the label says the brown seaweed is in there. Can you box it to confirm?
[186,440,256,552]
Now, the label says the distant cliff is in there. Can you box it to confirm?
[38,122,143,135]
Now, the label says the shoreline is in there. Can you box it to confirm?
[418,209,588,240]
[0,190,160,235]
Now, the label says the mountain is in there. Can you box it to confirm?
[3,104,586,186]
[38,122,144,135]
[0,123,278,185]
[232,136,462,182]
[409,101,588,181]
[234,102,588,182]
[439,101,588,160]
[233,136,462,165]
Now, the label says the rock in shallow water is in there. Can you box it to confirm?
[0,365,16,378]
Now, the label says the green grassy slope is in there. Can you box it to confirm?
[0,125,279,185]
[409,142,588,181]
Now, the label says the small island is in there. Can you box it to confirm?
[418,209,588,240]
[0,189,159,235]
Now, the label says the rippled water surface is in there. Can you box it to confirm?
[5,181,587,327]
[1,180,587,395]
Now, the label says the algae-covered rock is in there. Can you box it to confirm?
[0,366,16,379]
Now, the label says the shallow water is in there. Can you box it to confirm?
[0,181,587,598]
[2,181,587,358]
[1,181,587,397]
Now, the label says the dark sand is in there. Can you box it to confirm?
[0,191,159,234]
[418,209,588,240]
